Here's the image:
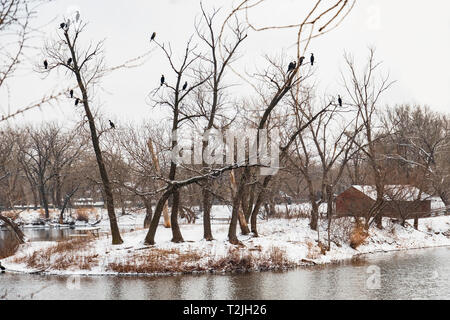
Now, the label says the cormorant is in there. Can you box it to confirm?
[287,61,296,73]
[75,98,80,106]
[109,120,116,129]
[70,90,74,98]
[299,56,305,66]
[182,81,188,91]
[160,75,165,86]
[310,53,315,66]
[67,58,72,65]
[75,11,81,22]
[0,262,5,271]
[151,32,156,42]
[44,60,48,70]
[338,95,343,107]
[60,22,66,29]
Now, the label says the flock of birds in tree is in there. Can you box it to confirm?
[41,20,117,130]
[41,28,342,133]
[152,33,189,93]
[287,53,342,106]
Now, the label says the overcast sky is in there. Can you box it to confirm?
[2,0,450,126]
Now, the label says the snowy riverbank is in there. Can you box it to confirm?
[3,211,450,276]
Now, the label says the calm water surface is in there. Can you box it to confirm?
[1,229,450,300]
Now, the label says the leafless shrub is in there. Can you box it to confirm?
[349,222,369,249]
[329,217,354,244]
[75,208,90,223]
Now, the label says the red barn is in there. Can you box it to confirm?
[336,185,432,219]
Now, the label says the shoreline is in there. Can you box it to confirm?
[3,216,450,278]
[4,244,450,278]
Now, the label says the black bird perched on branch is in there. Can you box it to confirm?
[0,261,5,271]
[287,61,296,73]
[310,53,315,66]
[67,58,72,65]
[338,95,343,107]
[182,81,188,91]
[299,56,305,66]
[60,22,66,29]
[44,60,48,70]
[75,11,81,23]
[160,75,165,86]
[109,120,116,129]
[151,32,156,42]
[70,90,74,98]
[75,98,80,106]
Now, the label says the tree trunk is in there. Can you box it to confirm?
[31,187,38,209]
[309,197,320,231]
[120,193,126,216]
[228,192,242,245]
[228,170,248,244]
[414,214,419,230]
[250,175,273,237]
[66,33,123,245]
[143,197,153,229]
[39,182,50,219]
[326,185,333,251]
[245,185,255,221]
[55,174,62,209]
[0,214,25,244]
[147,139,171,228]
[230,170,250,235]
[250,195,263,237]
[375,211,383,229]
[144,189,173,245]
[170,189,184,243]
[202,188,213,241]
[59,187,78,224]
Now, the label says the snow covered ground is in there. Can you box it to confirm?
[3,205,450,276]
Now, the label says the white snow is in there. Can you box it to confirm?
[352,185,432,201]
[3,205,450,276]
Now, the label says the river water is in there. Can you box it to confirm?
[1,229,450,300]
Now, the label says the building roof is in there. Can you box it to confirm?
[351,185,431,201]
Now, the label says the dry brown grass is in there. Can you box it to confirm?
[306,241,322,259]
[1,210,20,220]
[75,208,91,222]
[107,246,294,275]
[349,223,369,249]
[38,208,45,218]
[0,239,19,259]
[272,206,310,220]
[107,248,204,274]
[12,237,97,270]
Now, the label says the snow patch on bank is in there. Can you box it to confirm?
[3,212,450,276]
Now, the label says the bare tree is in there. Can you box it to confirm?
[384,105,450,207]
[223,0,355,243]
[342,49,395,229]
[1,0,66,123]
[18,125,61,219]
[42,22,124,244]
[144,35,210,244]
[194,4,247,241]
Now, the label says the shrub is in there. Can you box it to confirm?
[75,208,90,223]
[349,223,369,249]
